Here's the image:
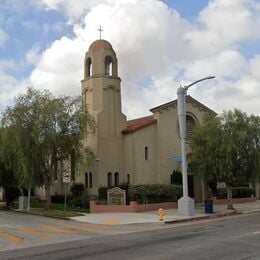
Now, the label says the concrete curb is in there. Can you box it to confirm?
[165,210,242,224]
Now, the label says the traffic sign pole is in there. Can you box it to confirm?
[64,183,67,211]
[63,172,71,211]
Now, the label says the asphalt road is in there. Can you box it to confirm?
[0,211,260,260]
[0,209,131,252]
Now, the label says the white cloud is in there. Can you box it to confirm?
[30,0,189,100]
[25,45,42,65]
[250,55,260,80]
[184,50,249,81]
[0,62,30,112]
[39,0,112,22]
[30,37,85,96]
[0,27,8,46]
[186,0,260,55]
[3,0,259,118]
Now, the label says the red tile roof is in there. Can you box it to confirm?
[122,115,157,134]
[89,40,113,51]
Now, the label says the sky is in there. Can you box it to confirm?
[0,0,260,119]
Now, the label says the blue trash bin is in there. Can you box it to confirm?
[204,200,213,214]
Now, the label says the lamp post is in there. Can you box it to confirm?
[177,76,215,216]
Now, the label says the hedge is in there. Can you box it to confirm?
[98,184,182,204]
[216,187,255,199]
[128,184,183,204]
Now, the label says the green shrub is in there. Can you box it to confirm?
[98,186,108,200]
[128,184,183,204]
[216,188,227,199]
[232,187,255,198]
[98,183,129,201]
[70,183,85,197]
[51,194,72,203]
[216,187,255,199]
[5,187,20,207]
[171,170,182,185]
[68,191,89,209]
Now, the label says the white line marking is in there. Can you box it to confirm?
[253,231,260,234]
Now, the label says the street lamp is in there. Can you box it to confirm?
[177,76,215,216]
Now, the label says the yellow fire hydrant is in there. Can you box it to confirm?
[158,208,165,221]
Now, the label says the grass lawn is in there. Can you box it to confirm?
[24,208,85,218]
[30,200,90,213]
[0,200,89,218]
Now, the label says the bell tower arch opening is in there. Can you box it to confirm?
[105,55,113,76]
[85,57,92,78]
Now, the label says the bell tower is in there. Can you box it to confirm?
[81,39,126,191]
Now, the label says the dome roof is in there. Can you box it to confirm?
[89,39,113,51]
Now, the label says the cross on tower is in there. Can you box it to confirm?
[98,25,103,39]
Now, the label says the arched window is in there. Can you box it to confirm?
[86,57,92,77]
[127,174,130,184]
[107,172,112,187]
[186,115,196,140]
[89,172,92,188]
[105,56,113,76]
[85,172,88,187]
[114,172,119,186]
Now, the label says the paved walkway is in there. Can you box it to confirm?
[70,200,260,225]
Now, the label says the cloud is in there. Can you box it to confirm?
[30,36,85,96]
[184,50,249,81]
[0,60,30,112]
[4,0,259,119]
[39,0,112,22]
[0,27,8,46]
[25,45,42,65]
[186,0,260,55]
[250,55,260,80]
[30,1,189,98]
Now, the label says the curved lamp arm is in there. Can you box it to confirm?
[184,76,215,90]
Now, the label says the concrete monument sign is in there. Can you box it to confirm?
[107,187,126,205]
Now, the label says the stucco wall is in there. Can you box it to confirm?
[122,123,157,184]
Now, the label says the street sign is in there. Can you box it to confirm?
[63,172,71,183]
[172,156,182,162]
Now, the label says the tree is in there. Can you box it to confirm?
[191,110,260,210]
[0,127,23,206]
[1,87,95,209]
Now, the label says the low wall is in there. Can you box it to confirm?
[90,197,258,213]
[89,201,177,213]
[213,196,257,204]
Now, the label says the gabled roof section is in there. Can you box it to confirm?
[122,115,157,134]
[150,95,216,114]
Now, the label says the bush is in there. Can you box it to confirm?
[98,186,108,200]
[51,195,67,203]
[5,187,20,207]
[232,187,255,198]
[171,170,182,185]
[70,183,85,197]
[128,184,183,204]
[98,183,129,201]
[216,187,255,199]
[216,188,227,199]
[68,193,89,208]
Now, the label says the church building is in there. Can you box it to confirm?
[79,39,215,203]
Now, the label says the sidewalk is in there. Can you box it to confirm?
[70,200,260,225]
